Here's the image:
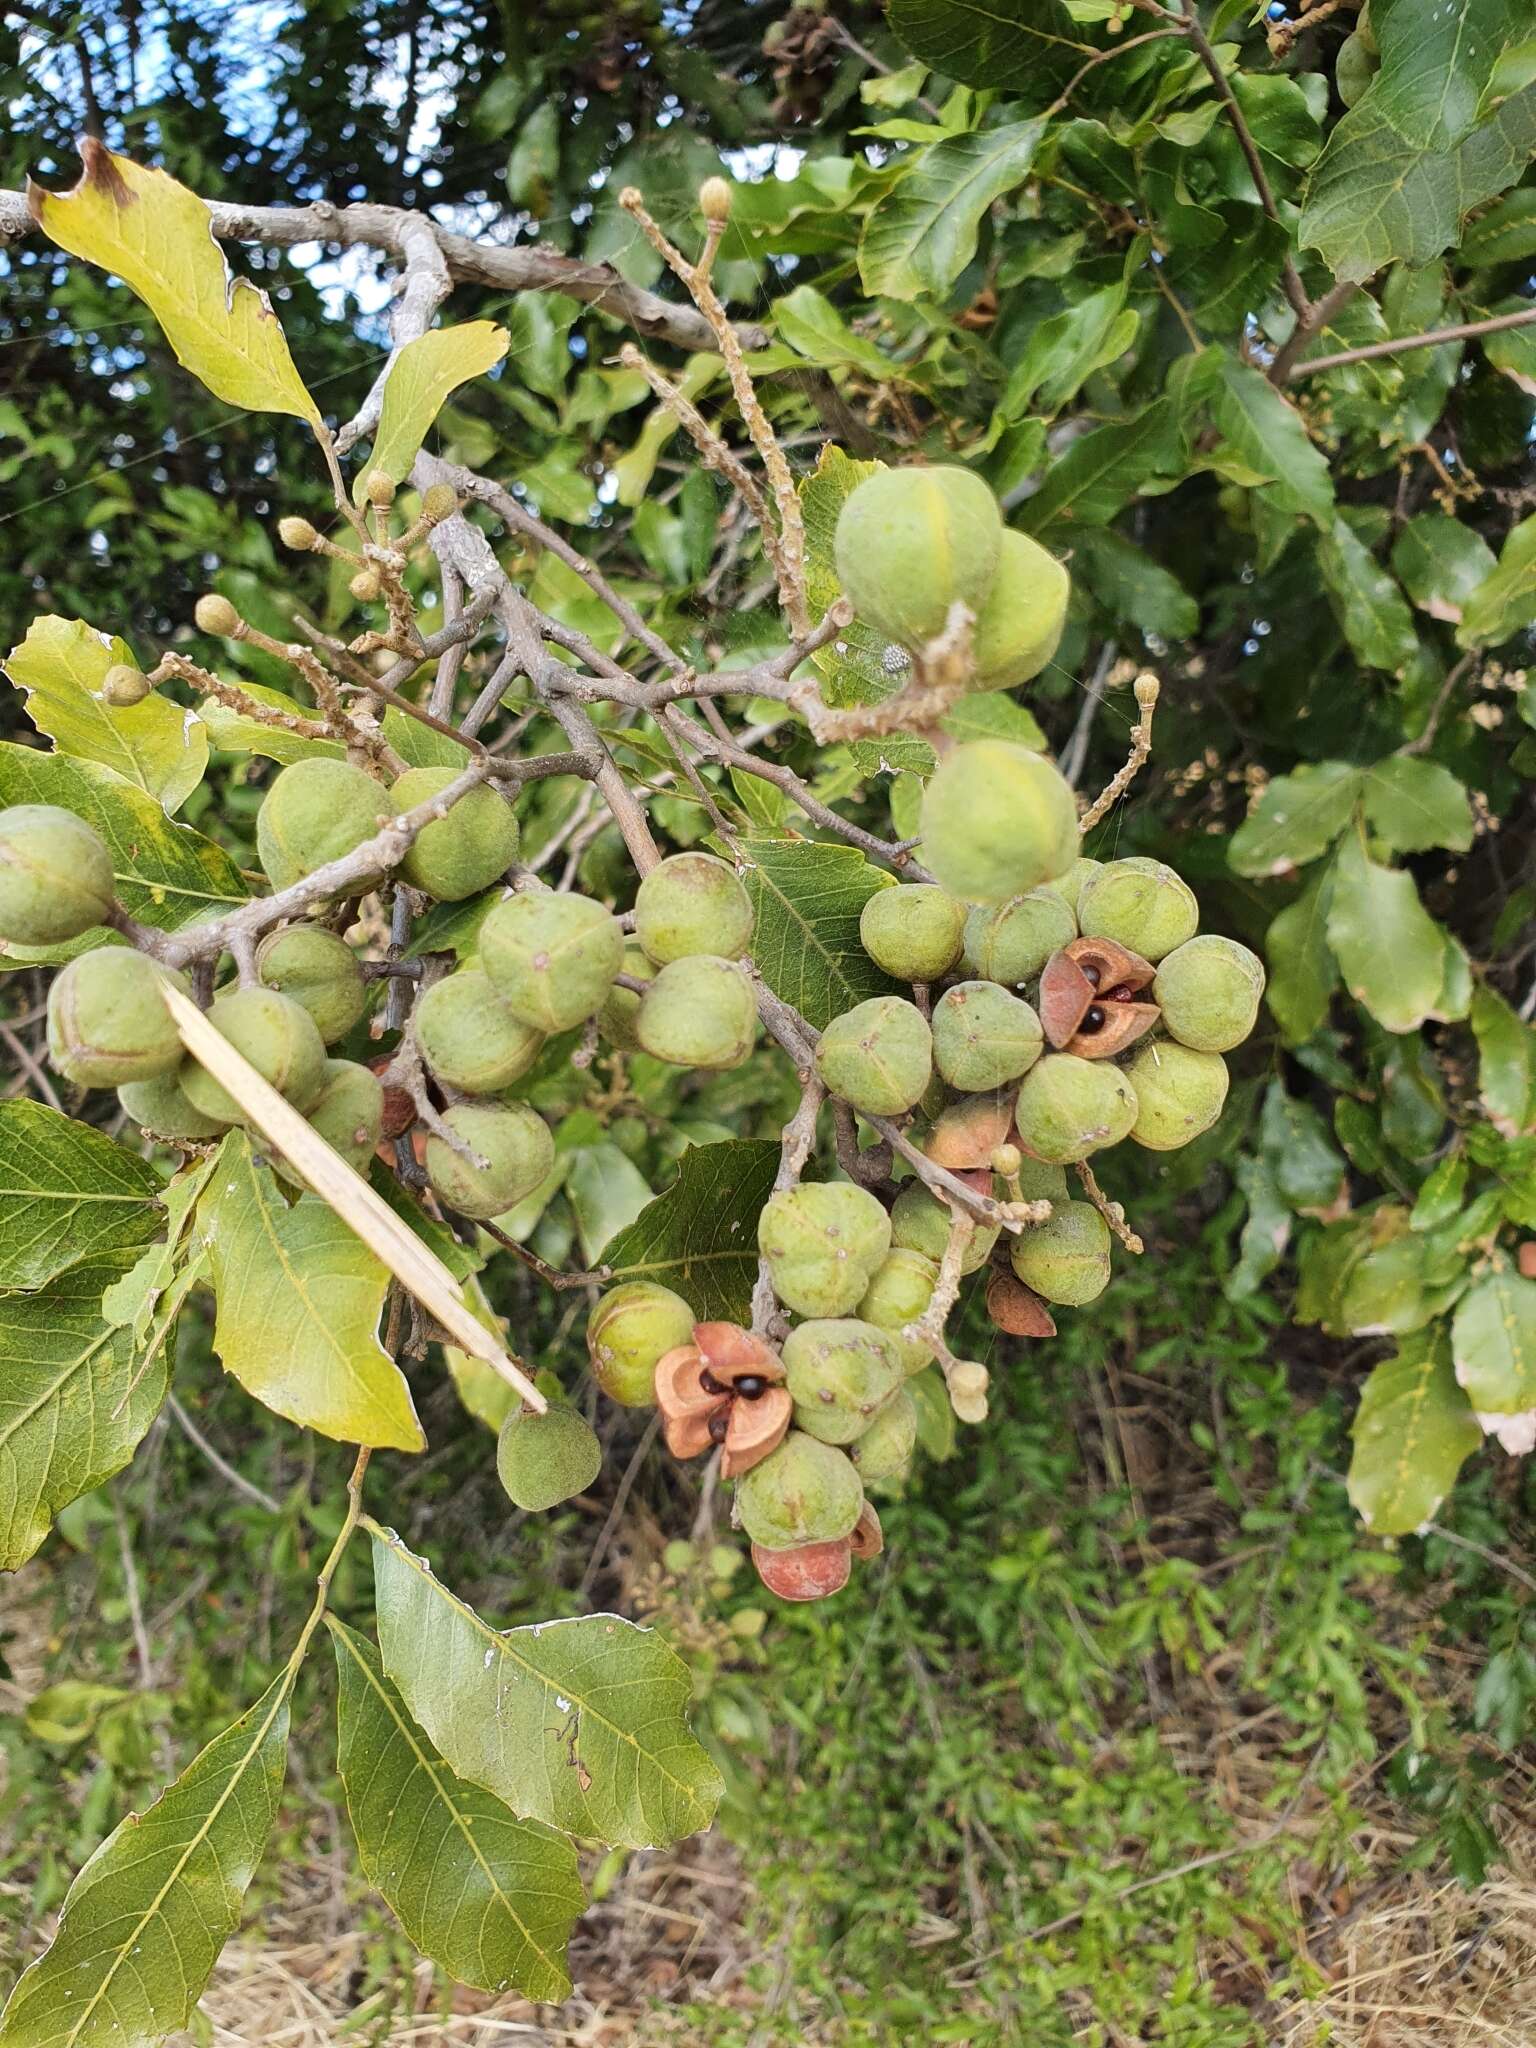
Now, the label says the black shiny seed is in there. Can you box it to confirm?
[1082,1006,1106,1032]
[734,1374,767,1399]
[699,1368,726,1395]
[1081,964,1102,988]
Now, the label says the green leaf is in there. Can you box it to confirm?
[775,285,895,378]
[859,121,1047,301]
[1326,831,1447,1033]
[1457,511,1536,647]
[1358,756,1474,854]
[564,1143,654,1264]
[29,144,318,423]
[1264,867,1339,1045]
[1229,761,1362,878]
[5,614,209,813]
[1017,399,1182,530]
[370,1528,722,1850]
[201,1135,425,1453]
[328,1620,583,2001]
[1000,284,1138,418]
[1316,518,1420,674]
[357,322,510,498]
[602,1138,780,1323]
[0,1672,291,2046]
[1471,984,1536,1137]
[1451,1266,1536,1412]
[742,834,901,1030]
[1348,1334,1482,1535]
[1411,1152,1468,1230]
[1063,527,1199,638]
[1206,355,1335,523]
[799,444,895,711]
[1391,511,1498,622]
[1260,1080,1349,1213]
[0,1253,170,1572]
[0,1101,163,1290]
[1228,1154,1292,1302]
[1462,185,1536,264]
[886,0,1086,105]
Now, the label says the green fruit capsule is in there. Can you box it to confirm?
[634,852,754,964]
[497,1404,602,1512]
[1007,1155,1070,1203]
[254,924,367,1045]
[1077,857,1198,963]
[595,941,652,1051]
[834,465,1002,652]
[758,1181,893,1319]
[0,804,115,946]
[425,1100,555,1220]
[783,1319,903,1446]
[415,967,544,1094]
[273,1059,385,1188]
[814,996,933,1116]
[962,888,1075,985]
[635,955,758,1069]
[1014,1053,1137,1164]
[1010,1201,1111,1306]
[118,1067,227,1144]
[969,529,1070,691]
[735,1430,864,1549]
[587,1281,697,1406]
[255,758,386,892]
[47,948,188,1088]
[848,1385,917,1485]
[180,987,329,1123]
[859,884,967,982]
[480,890,624,1033]
[889,1181,998,1273]
[1124,1041,1229,1151]
[921,741,1079,906]
[1153,935,1265,1053]
[391,766,520,902]
[1054,858,1100,916]
[930,981,1043,1091]
[857,1248,939,1375]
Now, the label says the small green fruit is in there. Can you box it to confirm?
[587,1282,697,1406]
[47,949,188,1088]
[304,1059,385,1170]
[1124,1041,1229,1151]
[1054,858,1101,916]
[415,967,544,1094]
[595,941,652,1051]
[758,1181,892,1318]
[1014,1053,1137,1163]
[0,805,115,945]
[814,996,933,1116]
[889,1181,998,1273]
[1077,857,1198,963]
[857,1248,939,1375]
[497,1404,602,1512]
[859,884,966,982]
[849,1385,916,1484]
[783,1320,902,1445]
[1010,1201,1110,1306]
[180,987,329,1122]
[254,924,366,1045]
[391,766,520,902]
[636,956,758,1069]
[1153,935,1265,1053]
[834,465,1002,651]
[634,852,753,964]
[425,1100,555,1220]
[735,1430,864,1548]
[256,759,386,893]
[969,530,1070,690]
[920,742,1079,905]
[962,888,1075,985]
[118,1067,227,1143]
[480,891,624,1033]
[1008,1155,1070,1203]
[930,981,1043,1091]
[101,663,153,708]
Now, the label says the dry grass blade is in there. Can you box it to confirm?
[162,984,544,1413]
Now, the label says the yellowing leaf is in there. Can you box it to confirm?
[1348,1334,1481,1536]
[357,322,510,499]
[29,141,318,424]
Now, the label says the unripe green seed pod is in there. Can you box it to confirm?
[118,1066,228,1143]
[497,1404,602,1512]
[969,530,1070,691]
[735,1430,864,1549]
[596,941,652,1051]
[194,593,241,637]
[1014,1052,1137,1163]
[180,987,329,1122]
[277,515,319,551]
[783,1319,903,1446]
[1152,934,1265,1053]
[859,883,966,982]
[814,996,932,1116]
[1011,1154,1070,1203]
[699,175,733,223]
[857,1248,939,1376]
[304,1058,385,1169]
[848,1384,916,1484]
[254,924,367,1045]
[480,891,624,1033]
[633,852,753,964]
[47,948,188,1088]
[101,663,153,708]
[415,967,544,1094]
[0,804,115,945]
[425,1100,555,1220]
[1054,857,1101,916]
[1010,1201,1111,1306]
[889,1181,998,1273]
[930,981,1043,1091]
[834,466,1002,652]
[1123,1040,1229,1151]
[758,1181,892,1319]
[962,888,1075,985]
[391,766,520,902]
[921,741,1079,905]
[587,1281,697,1406]
[256,759,386,893]
[635,955,758,1069]
[1077,857,1198,963]
[420,482,458,524]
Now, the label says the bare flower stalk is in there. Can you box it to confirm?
[1079,674,1160,832]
